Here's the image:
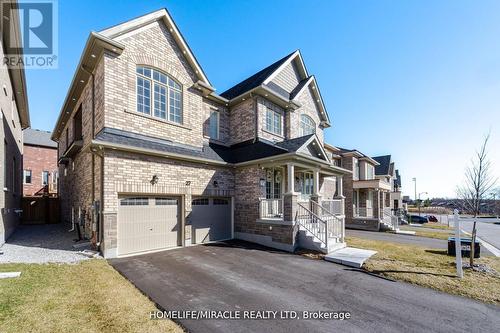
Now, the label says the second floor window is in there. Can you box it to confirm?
[354,159,359,180]
[209,110,219,140]
[300,114,315,136]
[23,170,32,184]
[42,171,49,186]
[265,108,282,135]
[366,164,374,180]
[136,66,182,124]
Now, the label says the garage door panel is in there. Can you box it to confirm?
[189,197,231,244]
[117,197,179,256]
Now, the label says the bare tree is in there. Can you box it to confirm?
[456,133,497,267]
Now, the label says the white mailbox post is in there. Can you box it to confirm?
[454,210,463,279]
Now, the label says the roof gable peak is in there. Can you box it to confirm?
[99,8,212,87]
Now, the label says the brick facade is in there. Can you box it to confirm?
[56,13,341,257]
[22,145,58,196]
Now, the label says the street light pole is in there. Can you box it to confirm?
[418,192,428,217]
[411,178,416,224]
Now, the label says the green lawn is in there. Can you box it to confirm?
[347,236,500,305]
[0,260,182,333]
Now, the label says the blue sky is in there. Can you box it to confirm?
[25,0,500,198]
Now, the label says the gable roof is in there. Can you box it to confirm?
[220,51,296,100]
[221,50,330,126]
[23,129,57,148]
[99,8,212,87]
[373,155,392,175]
[53,8,218,141]
[339,147,380,165]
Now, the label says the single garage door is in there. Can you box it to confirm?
[117,197,179,256]
[188,197,232,244]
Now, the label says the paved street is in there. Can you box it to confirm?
[111,241,500,333]
[437,215,500,255]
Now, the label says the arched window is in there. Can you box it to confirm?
[300,114,315,136]
[136,66,182,124]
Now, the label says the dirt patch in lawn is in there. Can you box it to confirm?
[346,236,500,305]
[0,260,183,333]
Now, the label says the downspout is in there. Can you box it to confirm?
[81,65,98,245]
[253,93,258,143]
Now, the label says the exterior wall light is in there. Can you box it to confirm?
[150,174,159,185]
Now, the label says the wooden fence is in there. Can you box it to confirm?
[21,197,60,224]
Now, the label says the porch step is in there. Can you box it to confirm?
[297,226,344,254]
[325,247,377,268]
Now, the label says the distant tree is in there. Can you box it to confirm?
[423,199,431,207]
[456,133,498,266]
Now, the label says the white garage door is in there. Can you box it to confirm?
[188,197,232,244]
[117,197,179,256]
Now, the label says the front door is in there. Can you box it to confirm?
[265,168,283,199]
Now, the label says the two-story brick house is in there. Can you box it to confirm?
[22,129,58,196]
[0,1,30,245]
[325,145,397,231]
[52,9,350,258]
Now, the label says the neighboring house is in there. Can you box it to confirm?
[0,1,30,245]
[373,154,403,213]
[51,9,350,258]
[324,145,397,231]
[393,169,403,212]
[22,129,58,196]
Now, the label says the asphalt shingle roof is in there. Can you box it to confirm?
[23,129,57,148]
[95,128,314,165]
[220,51,296,100]
[373,155,391,175]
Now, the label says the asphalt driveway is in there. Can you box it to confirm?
[110,241,500,333]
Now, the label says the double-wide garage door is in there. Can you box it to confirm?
[117,196,231,256]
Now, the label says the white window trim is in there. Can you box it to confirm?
[42,171,50,186]
[23,169,32,185]
[299,114,316,136]
[209,109,220,140]
[136,66,183,124]
[265,108,283,136]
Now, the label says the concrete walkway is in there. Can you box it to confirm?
[325,247,377,268]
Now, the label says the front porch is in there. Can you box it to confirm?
[348,185,399,231]
[255,162,347,253]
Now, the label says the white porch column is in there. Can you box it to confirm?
[286,163,295,194]
[313,169,320,195]
[337,175,343,197]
